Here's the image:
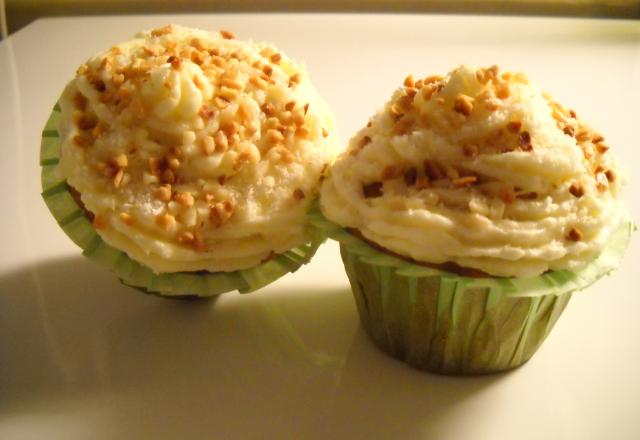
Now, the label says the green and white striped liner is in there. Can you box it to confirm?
[41,103,325,298]
[309,207,631,374]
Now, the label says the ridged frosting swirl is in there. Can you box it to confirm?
[57,25,337,273]
[321,65,625,278]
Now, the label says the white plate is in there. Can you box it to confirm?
[1,14,639,439]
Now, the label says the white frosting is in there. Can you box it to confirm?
[57,25,337,273]
[321,66,625,277]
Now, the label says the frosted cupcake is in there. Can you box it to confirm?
[315,65,630,374]
[41,25,337,298]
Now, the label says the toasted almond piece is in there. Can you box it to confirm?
[119,212,134,225]
[506,121,522,133]
[415,175,430,190]
[463,143,479,158]
[175,191,195,207]
[567,227,582,241]
[113,169,125,188]
[363,182,383,198]
[403,74,415,88]
[156,213,176,230]
[154,184,172,201]
[453,94,474,116]
[220,29,235,39]
[453,176,477,187]
[293,188,305,200]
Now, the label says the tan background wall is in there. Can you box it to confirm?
[6,0,640,34]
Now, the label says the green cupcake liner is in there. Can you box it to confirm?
[41,103,325,298]
[310,206,631,375]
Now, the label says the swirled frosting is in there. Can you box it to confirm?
[57,25,337,273]
[321,65,625,277]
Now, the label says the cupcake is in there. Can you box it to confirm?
[315,65,630,374]
[41,25,337,298]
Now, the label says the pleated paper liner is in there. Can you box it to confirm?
[309,207,632,375]
[41,102,325,298]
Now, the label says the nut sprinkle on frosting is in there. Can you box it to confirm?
[57,25,337,273]
[321,65,625,278]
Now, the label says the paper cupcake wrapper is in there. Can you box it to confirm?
[309,207,631,374]
[41,102,325,298]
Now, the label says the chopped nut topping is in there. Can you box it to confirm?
[92,215,107,230]
[288,73,301,87]
[113,153,128,168]
[424,75,443,84]
[221,77,243,90]
[154,184,172,201]
[495,83,510,100]
[74,92,87,110]
[262,64,273,76]
[161,168,176,184]
[518,131,533,151]
[415,175,430,190]
[563,126,575,137]
[265,129,285,144]
[167,156,180,170]
[220,29,235,39]
[119,212,134,225]
[214,96,230,109]
[210,200,235,226]
[499,187,516,204]
[201,135,215,155]
[569,182,584,198]
[293,188,305,200]
[177,231,195,244]
[444,165,460,180]
[596,143,609,154]
[486,65,499,78]
[567,227,582,241]
[516,191,538,200]
[453,93,473,116]
[291,110,305,126]
[175,191,195,207]
[403,74,415,88]
[198,105,216,120]
[221,120,239,136]
[453,176,477,187]
[592,134,604,144]
[363,182,383,198]
[403,167,417,185]
[575,129,591,142]
[424,160,444,180]
[151,25,173,37]
[506,121,522,133]
[463,143,479,158]
[381,165,403,180]
[113,169,125,188]
[392,116,414,135]
[284,101,296,112]
[169,56,182,70]
[595,172,608,191]
[261,102,276,116]
[389,103,404,118]
[295,126,310,138]
[604,169,616,182]
[269,52,281,63]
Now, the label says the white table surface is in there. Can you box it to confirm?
[0,14,639,440]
